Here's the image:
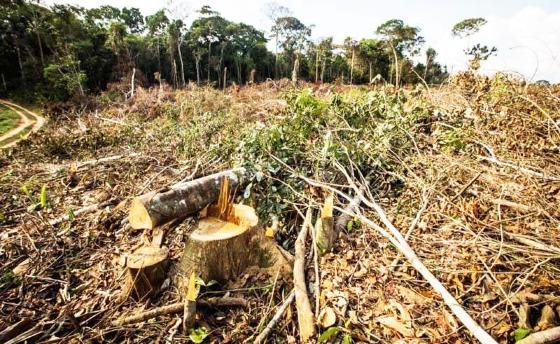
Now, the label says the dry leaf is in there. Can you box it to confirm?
[537,305,556,330]
[396,285,430,305]
[378,316,415,337]
[318,307,337,328]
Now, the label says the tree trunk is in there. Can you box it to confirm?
[1,73,6,91]
[424,55,431,82]
[389,42,399,88]
[291,53,300,87]
[178,40,186,87]
[130,67,136,99]
[321,58,326,84]
[128,169,244,230]
[195,55,201,85]
[207,41,212,83]
[369,61,373,83]
[274,33,279,79]
[15,44,24,81]
[36,31,44,67]
[350,46,355,84]
[223,66,227,90]
[236,59,242,84]
[315,50,319,83]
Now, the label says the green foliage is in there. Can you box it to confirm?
[376,19,425,56]
[0,1,448,101]
[513,328,532,342]
[0,105,20,135]
[318,327,342,343]
[0,271,20,290]
[189,327,209,343]
[40,184,48,208]
[452,18,488,38]
[237,88,425,227]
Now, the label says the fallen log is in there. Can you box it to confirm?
[111,297,248,326]
[129,168,244,230]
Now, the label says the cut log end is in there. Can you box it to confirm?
[129,195,155,230]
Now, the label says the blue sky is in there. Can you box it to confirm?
[46,0,560,82]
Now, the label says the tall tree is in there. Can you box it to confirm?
[376,19,424,87]
[452,18,496,71]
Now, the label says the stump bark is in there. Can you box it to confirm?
[179,203,263,283]
[128,168,244,230]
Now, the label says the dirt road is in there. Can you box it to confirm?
[0,100,45,148]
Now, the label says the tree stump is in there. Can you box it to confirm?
[125,246,169,300]
[180,203,264,283]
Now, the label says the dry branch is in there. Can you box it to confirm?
[517,326,560,344]
[111,297,248,326]
[254,290,296,344]
[298,168,497,344]
[294,208,316,342]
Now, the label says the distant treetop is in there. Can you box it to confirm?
[452,18,488,38]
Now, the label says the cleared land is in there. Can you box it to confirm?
[0,75,559,343]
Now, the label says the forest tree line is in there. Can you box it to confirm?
[0,0,451,100]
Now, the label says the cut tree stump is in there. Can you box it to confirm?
[124,245,169,300]
[180,203,263,283]
[129,168,244,230]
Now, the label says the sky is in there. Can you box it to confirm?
[44,0,560,82]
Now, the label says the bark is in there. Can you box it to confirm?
[223,66,227,90]
[321,59,326,84]
[294,209,316,342]
[179,204,263,283]
[128,168,244,230]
